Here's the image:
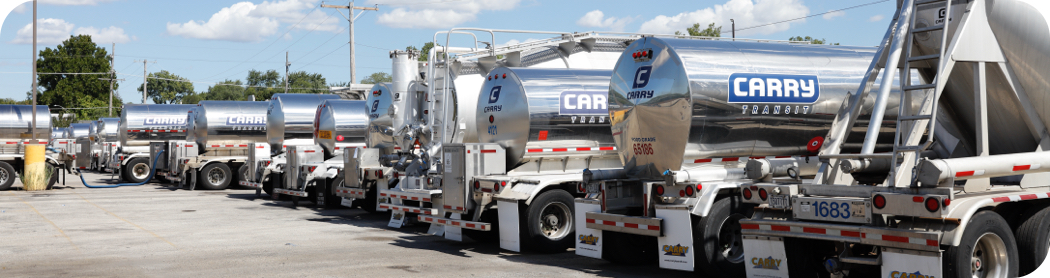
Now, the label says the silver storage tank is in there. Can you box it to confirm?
[609,37,902,174]
[69,123,92,139]
[0,105,51,143]
[365,83,399,149]
[190,101,269,153]
[477,68,615,167]
[119,104,196,147]
[314,99,368,154]
[96,118,119,142]
[266,94,341,149]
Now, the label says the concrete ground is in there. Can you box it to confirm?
[0,171,682,277]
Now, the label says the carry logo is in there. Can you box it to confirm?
[662,244,689,257]
[578,234,599,245]
[728,73,819,104]
[143,117,186,126]
[371,100,380,113]
[633,65,652,89]
[226,115,266,126]
[488,86,502,103]
[751,256,782,270]
[560,90,607,115]
[889,271,934,278]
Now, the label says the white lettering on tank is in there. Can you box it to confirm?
[784,79,800,97]
[578,94,591,110]
[734,77,749,97]
[766,78,783,97]
[749,78,765,97]
[564,94,577,109]
[593,94,607,110]
[800,80,816,98]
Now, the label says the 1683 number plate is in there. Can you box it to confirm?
[793,197,871,224]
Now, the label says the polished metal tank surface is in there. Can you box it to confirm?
[190,101,270,151]
[119,104,196,146]
[477,67,615,166]
[69,123,92,139]
[314,99,368,153]
[0,105,52,141]
[266,94,342,149]
[609,37,903,175]
[96,118,120,142]
[365,83,398,149]
[87,121,98,141]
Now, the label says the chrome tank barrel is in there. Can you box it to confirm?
[314,99,368,153]
[69,123,92,139]
[0,105,52,141]
[96,117,119,142]
[266,93,341,149]
[119,104,196,146]
[610,37,900,174]
[477,68,615,167]
[191,101,269,150]
[365,83,398,149]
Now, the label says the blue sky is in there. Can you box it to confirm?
[0,0,897,104]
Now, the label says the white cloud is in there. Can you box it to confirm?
[823,10,845,20]
[166,2,280,42]
[868,14,885,22]
[576,10,633,32]
[372,0,521,29]
[13,3,28,13]
[639,0,809,36]
[10,18,75,45]
[251,0,339,32]
[76,26,134,44]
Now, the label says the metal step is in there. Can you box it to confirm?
[911,24,945,33]
[894,145,925,152]
[903,83,936,91]
[899,114,933,121]
[915,0,947,5]
[907,54,940,62]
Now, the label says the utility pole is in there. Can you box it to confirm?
[96,43,127,116]
[730,19,735,40]
[134,59,155,103]
[31,0,37,141]
[285,51,290,94]
[321,1,377,84]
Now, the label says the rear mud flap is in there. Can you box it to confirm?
[388,211,406,228]
[574,199,602,259]
[443,213,463,241]
[743,236,789,278]
[881,248,942,278]
[655,207,694,271]
[498,199,521,252]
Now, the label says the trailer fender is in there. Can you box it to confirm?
[324,168,339,179]
[510,176,584,205]
[121,153,149,165]
[689,182,743,217]
[943,196,999,247]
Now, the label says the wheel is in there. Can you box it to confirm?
[695,196,754,277]
[197,163,232,190]
[1016,204,1050,275]
[0,161,15,190]
[237,164,249,187]
[291,196,299,207]
[322,176,344,209]
[464,210,500,243]
[944,211,1018,278]
[525,189,575,253]
[122,157,151,183]
[262,174,275,196]
[360,180,379,213]
[46,163,59,190]
[601,230,658,265]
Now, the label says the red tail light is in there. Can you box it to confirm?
[925,197,940,212]
[655,185,664,196]
[743,188,752,200]
[873,194,887,209]
[679,190,685,197]
[685,185,694,197]
[427,178,433,184]
[759,188,768,201]
[473,180,480,189]
[943,198,951,207]
[308,166,317,172]
[578,183,585,192]
[493,182,499,192]
[393,172,400,179]
[500,181,507,187]
[502,73,506,79]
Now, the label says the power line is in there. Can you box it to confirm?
[737,0,891,31]
[203,6,320,80]
[118,73,334,91]
[295,26,348,62]
[295,43,348,71]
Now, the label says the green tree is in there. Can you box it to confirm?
[245,69,282,100]
[789,36,839,45]
[204,79,247,101]
[287,71,327,94]
[676,23,721,37]
[37,35,121,121]
[419,42,437,62]
[138,70,193,104]
[360,72,392,84]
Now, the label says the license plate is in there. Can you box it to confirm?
[318,130,332,139]
[793,197,871,224]
[769,195,790,209]
[340,198,355,207]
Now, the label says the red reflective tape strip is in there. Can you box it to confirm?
[749,156,764,159]
[480,149,496,153]
[927,239,939,246]
[956,171,976,177]
[601,220,616,226]
[882,235,910,243]
[211,145,220,147]
[647,225,660,231]
[552,148,568,152]
[586,218,596,224]
[304,150,315,153]
[5,142,16,145]
[722,157,740,162]
[59,142,68,144]
[803,227,826,234]
[1020,194,1039,200]
[771,225,790,232]
[238,145,247,147]
[451,221,460,226]
[423,198,431,202]
[1014,165,1032,171]
[992,196,1011,202]
[741,224,760,230]
[576,147,591,151]
[444,205,452,209]
[623,223,639,229]
[410,197,419,201]
[841,231,861,238]
[538,130,548,141]
[775,156,792,158]
[526,149,542,153]
[257,146,265,148]
[466,223,476,228]
[599,146,615,151]
[694,158,713,163]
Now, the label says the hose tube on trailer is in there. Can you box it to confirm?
[76,150,163,188]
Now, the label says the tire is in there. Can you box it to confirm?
[695,196,754,277]
[943,211,1019,278]
[1017,204,1050,275]
[0,161,15,190]
[262,174,275,196]
[602,230,658,265]
[464,210,500,243]
[46,163,59,190]
[525,189,575,253]
[197,163,232,190]
[360,180,379,213]
[122,157,151,183]
[322,176,344,209]
[237,164,249,187]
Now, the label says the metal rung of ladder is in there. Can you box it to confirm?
[915,0,946,5]
[911,25,945,33]
[907,54,940,62]
[899,115,933,121]
[903,84,936,91]
[894,146,925,152]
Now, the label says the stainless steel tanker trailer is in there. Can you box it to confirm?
[117,104,195,183]
[241,94,340,199]
[157,101,269,190]
[571,35,914,276]
[739,0,1050,277]
[283,99,367,208]
[70,122,97,171]
[96,117,120,173]
[0,105,61,190]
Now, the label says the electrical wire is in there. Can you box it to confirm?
[295,43,348,71]
[203,6,320,80]
[118,73,334,91]
[737,0,891,31]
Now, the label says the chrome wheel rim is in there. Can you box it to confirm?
[539,202,572,240]
[132,163,150,180]
[207,167,227,185]
[0,167,9,185]
[971,232,1009,278]
[718,213,747,264]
